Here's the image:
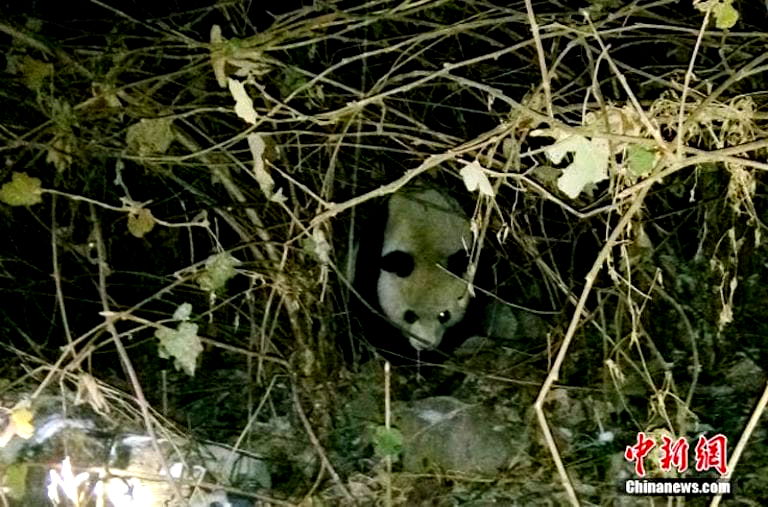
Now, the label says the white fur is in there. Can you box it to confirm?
[377,188,472,350]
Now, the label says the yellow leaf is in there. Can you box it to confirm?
[0,172,43,206]
[10,408,33,439]
[713,2,738,29]
[127,208,156,238]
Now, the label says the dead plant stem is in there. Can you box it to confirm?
[534,183,651,506]
[710,382,768,507]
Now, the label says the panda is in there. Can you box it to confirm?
[376,187,473,351]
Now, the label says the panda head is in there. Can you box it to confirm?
[377,248,470,351]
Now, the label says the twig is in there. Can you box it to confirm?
[675,8,710,158]
[311,152,457,224]
[710,382,768,507]
[534,182,652,506]
[523,0,553,117]
[584,13,670,154]
[384,361,393,507]
[292,379,354,502]
[616,150,768,201]
[50,196,75,359]
[90,205,185,502]
[651,286,701,422]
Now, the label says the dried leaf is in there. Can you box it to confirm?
[75,373,109,414]
[173,302,193,320]
[46,135,76,172]
[303,227,332,264]
[127,207,156,238]
[229,78,258,124]
[247,133,274,197]
[532,129,609,199]
[460,160,494,196]
[210,24,227,88]
[126,118,174,156]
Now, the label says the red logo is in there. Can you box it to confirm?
[694,434,728,475]
[624,432,656,477]
[625,433,728,477]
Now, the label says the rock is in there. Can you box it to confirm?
[396,396,514,475]
[483,301,518,340]
[481,301,548,343]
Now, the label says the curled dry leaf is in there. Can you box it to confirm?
[460,160,494,197]
[127,207,156,238]
[228,78,258,125]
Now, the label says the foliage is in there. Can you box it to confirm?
[0,172,42,206]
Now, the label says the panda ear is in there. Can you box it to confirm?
[381,251,415,277]
[446,249,469,276]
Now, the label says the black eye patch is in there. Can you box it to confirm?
[403,310,418,324]
[438,310,451,324]
[381,250,415,278]
[445,249,469,276]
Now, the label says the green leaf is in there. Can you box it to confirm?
[156,321,203,376]
[0,172,43,206]
[372,426,403,459]
[173,302,193,321]
[4,464,28,500]
[18,55,53,91]
[126,118,174,156]
[713,1,738,29]
[197,253,240,293]
[626,145,655,177]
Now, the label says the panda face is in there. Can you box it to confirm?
[377,248,470,350]
[375,188,473,351]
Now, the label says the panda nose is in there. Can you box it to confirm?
[408,322,441,350]
[409,337,431,351]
